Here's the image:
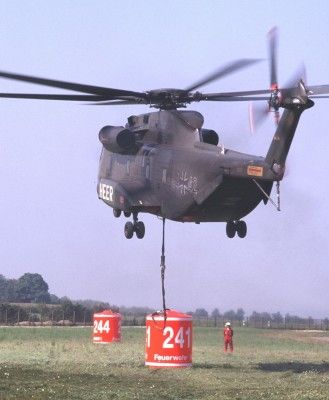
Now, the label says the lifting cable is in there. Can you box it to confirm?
[160,217,167,325]
[151,217,168,330]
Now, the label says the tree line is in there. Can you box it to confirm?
[0,274,248,321]
[190,308,327,325]
[0,273,156,325]
[190,307,246,321]
[1,273,328,327]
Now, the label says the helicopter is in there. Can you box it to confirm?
[0,28,329,240]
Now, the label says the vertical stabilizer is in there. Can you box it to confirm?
[265,82,314,168]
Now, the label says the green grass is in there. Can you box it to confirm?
[1,327,329,399]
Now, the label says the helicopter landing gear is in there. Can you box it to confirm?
[124,211,131,218]
[236,220,247,238]
[135,221,145,239]
[113,208,121,218]
[226,220,247,238]
[124,221,134,239]
[226,221,236,238]
[124,212,145,239]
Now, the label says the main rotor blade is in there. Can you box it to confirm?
[89,99,148,105]
[309,95,329,99]
[0,70,147,99]
[203,95,270,102]
[201,88,271,100]
[0,93,110,101]
[185,59,262,92]
[203,87,329,103]
[307,84,329,95]
[268,27,278,89]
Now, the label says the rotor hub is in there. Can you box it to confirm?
[146,88,191,110]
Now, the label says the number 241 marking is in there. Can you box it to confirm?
[146,326,191,349]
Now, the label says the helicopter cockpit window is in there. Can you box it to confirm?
[128,116,137,127]
[201,129,219,146]
[199,128,225,153]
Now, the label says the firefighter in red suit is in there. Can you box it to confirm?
[224,322,233,352]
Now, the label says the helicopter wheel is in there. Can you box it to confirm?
[135,221,145,239]
[226,220,247,238]
[124,221,134,239]
[226,221,236,238]
[113,208,121,218]
[124,211,131,218]
[236,220,247,238]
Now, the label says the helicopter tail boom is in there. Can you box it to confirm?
[265,81,314,172]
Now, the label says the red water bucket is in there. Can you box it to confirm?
[93,309,121,343]
[145,309,192,368]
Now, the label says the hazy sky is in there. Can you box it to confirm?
[0,1,328,317]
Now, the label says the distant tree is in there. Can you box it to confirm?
[236,308,245,322]
[250,311,261,321]
[260,312,272,321]
[49,294,60,304]
[211,308,221,327]
[194,308,208,318]
[16,273,50,303]
[271,312,283,323]
[211,308,221,319]
[72,303,87,322]
[6,279,19,302]
[0,303,28,324]
[76,299,111,311]
[0,275,7,300]
[105,304,152,316]
[59,297,74,318]
[223,310,236,321]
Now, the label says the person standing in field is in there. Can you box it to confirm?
[224,322,233,352]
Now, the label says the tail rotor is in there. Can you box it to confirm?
[249,26,281,132]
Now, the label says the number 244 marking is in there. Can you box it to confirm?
[94,320,110,334]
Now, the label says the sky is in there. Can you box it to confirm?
[0,0,328,318]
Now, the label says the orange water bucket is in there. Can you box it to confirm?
[145,309,192,368]
[93,309,121,343]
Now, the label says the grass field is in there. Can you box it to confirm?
[1,326,329,399]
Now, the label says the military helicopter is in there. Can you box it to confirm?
[1,28,329,240]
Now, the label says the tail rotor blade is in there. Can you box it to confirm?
[248,102,255,133]
[285,63,307,92]
[250,26,280,131]
[274,110,280,126]
[268,27,279,90]
[267,27,282,126]
[248,102,269,133]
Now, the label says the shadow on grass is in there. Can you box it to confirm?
[193,362,238,370]
[258,361,329,373]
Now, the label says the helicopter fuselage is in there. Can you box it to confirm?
[97,110,279,224]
